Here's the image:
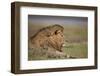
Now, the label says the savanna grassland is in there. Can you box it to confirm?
[28,24,88,60]
[63,25,88,58]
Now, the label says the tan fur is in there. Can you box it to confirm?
[29,24,64,52]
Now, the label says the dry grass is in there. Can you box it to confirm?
[28,25,88,60]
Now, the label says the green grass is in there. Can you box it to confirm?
[28,25,88,60]
[63,42,88,58]
[28,48,49,60]
[28,42,88,60]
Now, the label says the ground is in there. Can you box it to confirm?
[28,25,88,60]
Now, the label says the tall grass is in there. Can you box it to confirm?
[28,24,88,60]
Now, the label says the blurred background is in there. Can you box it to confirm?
[28,15,88,59]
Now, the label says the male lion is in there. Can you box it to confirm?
[29,24,64,52]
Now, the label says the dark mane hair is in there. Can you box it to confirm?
[31,24,64,39]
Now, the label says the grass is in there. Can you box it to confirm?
[28,25,88,60]
[28,42,88,60]
[63,42,88,58]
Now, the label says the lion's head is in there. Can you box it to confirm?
[29,24,64,52]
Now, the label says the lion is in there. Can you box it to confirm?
[29,24,64,52]
[28,24,73,59]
